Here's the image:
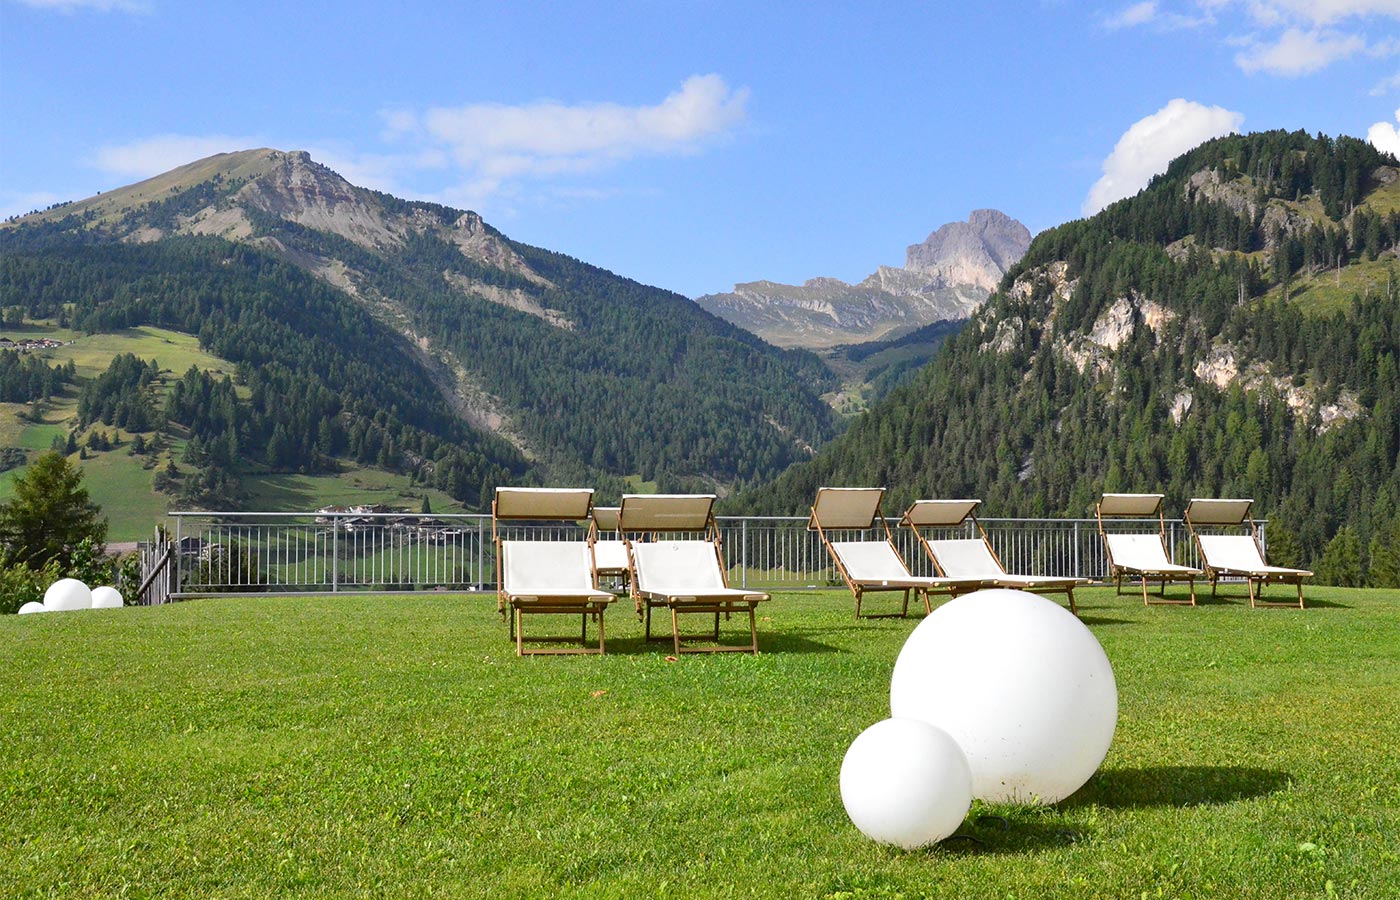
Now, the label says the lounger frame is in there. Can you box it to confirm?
[1184,498,1311,608]
[1096,493,1199,606]
[809,487,972,619]
[619,494,769,655]
[901,498,1086,615]
[493,487,614,656]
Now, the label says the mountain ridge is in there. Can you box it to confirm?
[696,209,1030,348]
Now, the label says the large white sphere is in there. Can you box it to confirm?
[43,578,92,612]
[17,601,46,615]
[90,586,124,609]
[890,589,1117,805]
[839,717,973,848]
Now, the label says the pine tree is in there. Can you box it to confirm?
[0,451,107,568]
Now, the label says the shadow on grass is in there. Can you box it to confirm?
[598,629,845,655]
[1067,765,1292,809]
[1074,614,1135,627]
[938,813,1087,856]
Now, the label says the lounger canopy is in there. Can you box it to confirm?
[618,494,769,654]
[1096,493,1200,606]
[901,499,1086,614]
[1184,498,1311,608]
[493,487,615,655]
[808,487,974,619]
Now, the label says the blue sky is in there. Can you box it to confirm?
[4,1,1400,298]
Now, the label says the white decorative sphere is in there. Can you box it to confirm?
[890,589,1117,805]
[17,601,47,615]
[839,717,973,848]
[90,586,124,609]
[43,578,92,612]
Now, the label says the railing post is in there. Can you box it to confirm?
[1074,520,1080,580]
[332,514,339,593]
[741,518,748,589]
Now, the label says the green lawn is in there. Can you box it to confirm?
[2,587,1398,898]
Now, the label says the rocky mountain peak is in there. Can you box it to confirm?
[905,209,1032,293]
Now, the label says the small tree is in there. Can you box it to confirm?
[0,451,107,569]
[1316,526,1362,587]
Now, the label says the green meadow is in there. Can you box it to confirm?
[3,587,1397,898]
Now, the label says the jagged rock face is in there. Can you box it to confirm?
[696,209,1030,349]
[905,209,1032,292]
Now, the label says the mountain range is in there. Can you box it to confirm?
[1,149,838,509]
[741,130,1400,583]
[696,209,1030,349]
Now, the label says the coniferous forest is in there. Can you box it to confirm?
[741,131,1400,584]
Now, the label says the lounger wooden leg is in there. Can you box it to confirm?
[516,609,524,657]
[1187,577,1196,606]
[1140,576,1150,606]
[748,606,758,654]
[672,607,681,657]
[714,611,721,640]
[854,588,862,621]
[902,588,911,618]
[1067,587,1077,616]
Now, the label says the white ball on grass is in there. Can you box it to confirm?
[43,578,92,612]
[839,717,973,848]
[889,589,1117,805]
[90,586,124,608]
[17,601,47,615]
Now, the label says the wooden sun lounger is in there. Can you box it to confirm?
[588,506,631,593]
[1185,498,1312,608]
[1097,493,1200,606]
[493,487,615,655]
[618,494,769,655]
[809,487,981,619]
[901,498,1087,615]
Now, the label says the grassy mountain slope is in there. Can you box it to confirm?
[739,130,1400,579]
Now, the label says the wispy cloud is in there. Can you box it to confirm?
[1235,26,1368,74]
[92,134,261,179]
[1106,1,1400,75]
[15,0,152,12]
[82,76,748,215]
[381,74,750,205]
[1083,98,1244,216]
[1368,107,1400,155]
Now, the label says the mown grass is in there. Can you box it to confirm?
[2,587,1398,898]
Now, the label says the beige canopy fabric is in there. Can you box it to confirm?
[493,486,595,521]
[902,499,1085,615]
[1182,498,1254,527]
[492,487,613,655]
[901,498,982,529]
[1185,498,1311,608]
[618,493,717,533]
[1097,492,1200,606]
[808,487,887,530]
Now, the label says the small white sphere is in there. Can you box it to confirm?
[43,578,92,612]
[17,601,47,615]
[839,717,973,848]
[890,589,1117,805]
[90,586,124,609]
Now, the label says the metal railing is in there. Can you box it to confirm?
[134,511,1259,604]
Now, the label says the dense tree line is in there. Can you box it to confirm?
[257,211,840,491]
[740,131,1400,584]
[0,350,72,403]
[0,238,526,508]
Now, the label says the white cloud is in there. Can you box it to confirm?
[403,74,748,178]
[1235,26,1368,74]
[1368,107,1400,155]
[92,134,260,179]
[16,0,152,12]
[1256,0,1400,26]
[1083,98,1245,216]
[1105,1,1160,29]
